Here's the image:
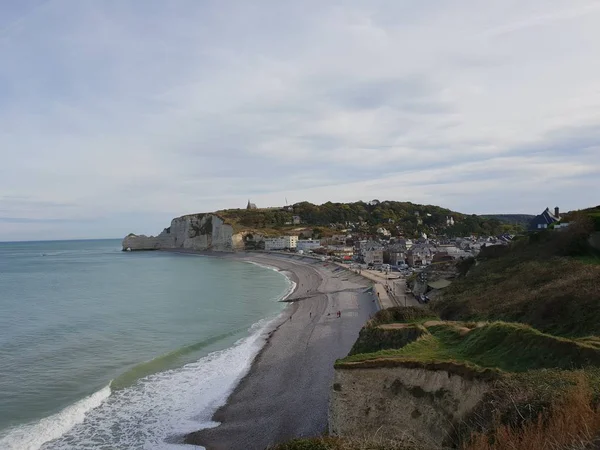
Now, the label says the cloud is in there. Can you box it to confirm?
[0,0,599,240]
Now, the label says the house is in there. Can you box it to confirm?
[331,234,349,243]
[292,215,302,225]
[328,245,354,259]
[247,200,257,210]
[529,207,561,230]
[437,244,471,259]
[387,244,408,265]
[297,239,321,252]
[358,239,379,257]
[415,211,423,226]
[396,238,413,250]
[376,227,391,237]
[364,243,384,266]
[406,244,436,266]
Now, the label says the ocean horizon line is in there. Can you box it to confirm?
[0,237,122,244]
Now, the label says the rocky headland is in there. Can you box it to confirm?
[122,213,244,252]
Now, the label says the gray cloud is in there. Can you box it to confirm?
[1,0,599,240]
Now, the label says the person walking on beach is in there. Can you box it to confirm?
[337,310,341,318]
[309,311,312,318]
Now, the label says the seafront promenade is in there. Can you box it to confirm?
[335,264,422,309]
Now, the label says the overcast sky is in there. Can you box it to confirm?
[1,1,599,241]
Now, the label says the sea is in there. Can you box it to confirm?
[0,239,293,450]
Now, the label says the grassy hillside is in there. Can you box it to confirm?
[340,321,600,372]
[434,221,600,337]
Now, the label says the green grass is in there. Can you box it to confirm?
[339,322,600,372]
[576,254,600,265]
[348,324,427,355]
[434,255,600,337]
[369,306,437,326]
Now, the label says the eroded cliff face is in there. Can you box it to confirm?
[329,364,491,448]
[123,213,240,252]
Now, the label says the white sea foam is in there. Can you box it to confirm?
[0,257,290,450]
[244,260,297,300]
[19,318,276,450]
[0,384,111,450]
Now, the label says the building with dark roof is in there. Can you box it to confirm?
[529,207,560,230]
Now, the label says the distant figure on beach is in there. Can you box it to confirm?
[290,316,292,321]
[309,312,312,318]
[337,310,341,318]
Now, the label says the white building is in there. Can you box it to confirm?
[285,235,298,249]
[264,238,287,251]
[297,239,321,251]
[264,235,298,251]
[376,227,391,237]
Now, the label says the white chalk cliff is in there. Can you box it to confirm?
[122,213,238,252]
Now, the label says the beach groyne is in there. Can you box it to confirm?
[122,213,240,252]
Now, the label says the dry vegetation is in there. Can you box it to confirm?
[463,376,600,450]
[270,436,420,450]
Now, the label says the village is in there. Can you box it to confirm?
[247,202,567,271]
[246,204,571,308]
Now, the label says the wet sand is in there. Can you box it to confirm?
[183,252,378,450]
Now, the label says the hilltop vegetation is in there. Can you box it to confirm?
[217,200,523,237]
[479,214,534,228]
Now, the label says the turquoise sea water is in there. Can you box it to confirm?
[0,240,291,449]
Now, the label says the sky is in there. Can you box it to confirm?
[1,1,599,241]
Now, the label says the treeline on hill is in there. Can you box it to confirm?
[217,200,523,237]
[479,214,535,228]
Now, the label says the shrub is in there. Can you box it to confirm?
[371,306,437,326]
[462,375,600,450]
[349,325,427,355]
